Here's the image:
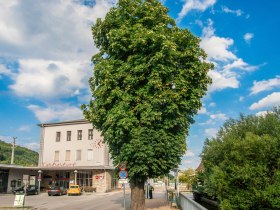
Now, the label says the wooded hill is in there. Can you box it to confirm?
[0,140,38,166]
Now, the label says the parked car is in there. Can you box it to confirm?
[67,185,82,196]
[13,186,38,195]
[48,186,67,196]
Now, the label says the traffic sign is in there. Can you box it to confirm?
[119,179,128,184]
[118,163,127,171]
[119,170,128,179]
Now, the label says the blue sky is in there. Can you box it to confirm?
[0,0,280,169]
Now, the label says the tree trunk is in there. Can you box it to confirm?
[130,179,146,210]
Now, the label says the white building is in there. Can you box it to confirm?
[38,119,115,192]
[0,164,38,193]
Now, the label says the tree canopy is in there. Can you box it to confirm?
[201,108,280,209]
[179,168,195,187]
[82,1,212,208]
[83,0,212,182]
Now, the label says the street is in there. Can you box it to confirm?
[0,186,170,210]
[0,191,127,210]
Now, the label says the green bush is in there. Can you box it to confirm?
[83,186,96,192]
[201,107,280,210]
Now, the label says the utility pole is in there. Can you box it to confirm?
[11,137,17,165]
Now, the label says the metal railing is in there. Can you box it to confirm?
[179,192,208,210]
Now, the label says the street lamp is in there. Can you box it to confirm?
[38,170,42,194]
[175,168,180,197]
[74,170,78,185]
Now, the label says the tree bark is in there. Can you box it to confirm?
[130,179,146,210]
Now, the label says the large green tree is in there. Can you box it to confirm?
[82,0,212,209]
[201,108,280,209]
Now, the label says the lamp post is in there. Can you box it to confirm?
[38,170,42,194]
[74,170,78,185]
[175,168,180,197]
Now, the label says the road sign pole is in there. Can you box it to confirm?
[123,183,126,210]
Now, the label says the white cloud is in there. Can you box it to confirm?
[200,20,259,93]
[239,96,244,102]
[209,102,216,107]
[0,0,118,120]
[180,154,200,170]
[199,113,227,126]
[255,111,270,117]
[18,125,31,132]
[184,150,195,157]
[222,6,243,16]
[24,142,40,151]
[249,92,280,110]
[198,106,207,114]
[0,135,39,151]
[177,0,216,22]
[207,70,239,92]
[0,0,115,61]
[223,58,258,72]
[27,104,83,122]
[183,160,193,164]
[0,135,12,144]
[0,64,16,79]
[200,21,236,61]
[250,76,280,95]
[10,59,91,100]
[205,128,218,138]
[210,113,227,120]
[244,33,254,44]
[199,119,215,126]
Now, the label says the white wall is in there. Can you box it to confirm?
[41,122,112,167]
[7,169,38,193]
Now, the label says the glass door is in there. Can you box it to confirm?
[0,170,9,193]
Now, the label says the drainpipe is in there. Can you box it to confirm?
[104,169,107,192]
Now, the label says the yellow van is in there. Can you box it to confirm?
[67,185,82,196]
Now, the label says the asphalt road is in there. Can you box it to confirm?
[0,190,130,210]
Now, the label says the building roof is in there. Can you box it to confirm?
[195,162,205,172]
[0,164,38,170]
[39,165,115,171]
[0,163,115,171]
[38,119,90,127]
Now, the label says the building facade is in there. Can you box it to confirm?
[0,164,39,193]
[38,119,115,192]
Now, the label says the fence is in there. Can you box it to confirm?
[179,192,208,210]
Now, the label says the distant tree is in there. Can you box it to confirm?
[201,108,280,209]
[0,140,38,166]
[179,168,195,189]
[82,0,212,209]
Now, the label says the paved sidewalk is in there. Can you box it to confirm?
[145,187,177,210]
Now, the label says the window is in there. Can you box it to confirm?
[87,149,93,161]
[77,171,92,187]
[67,131,71,141]
[54,150,60,162]
[65,150,71,161]
[77,130,82,140]
[96,148,101,163]
[88,129,93,140]
[56,132,61,142]
[76,150,81,161]
[11,180,16,188]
